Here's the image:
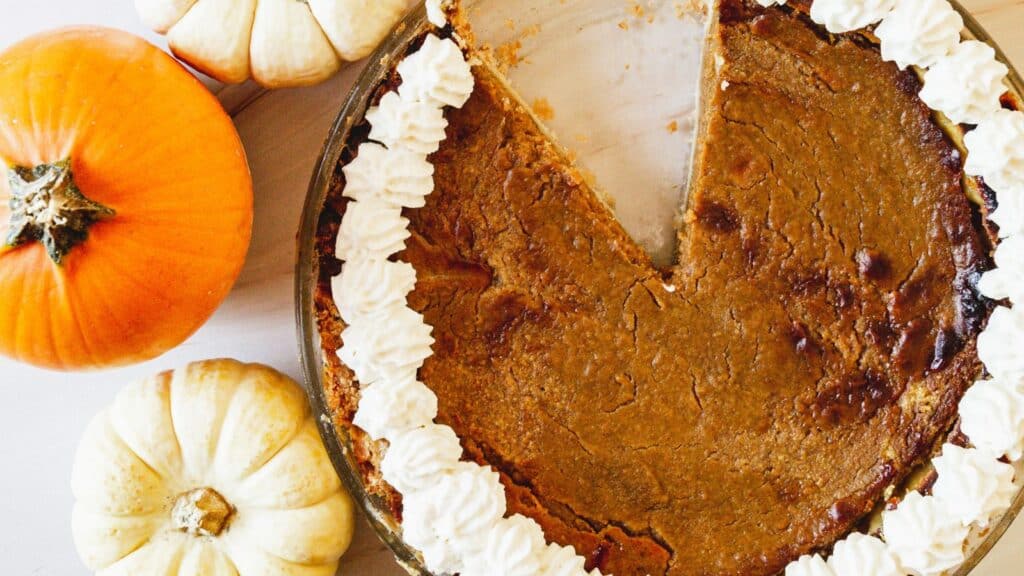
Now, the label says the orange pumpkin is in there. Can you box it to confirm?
[0,27,253,371]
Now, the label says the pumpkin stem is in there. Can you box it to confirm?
[171,487,235,537]
[5,159,115,264]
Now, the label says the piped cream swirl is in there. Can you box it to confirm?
[785,554,835,576]
[402,463,508,573]
[990,186,1024,237]
[335,200,411,261]
[343,142,435,208]
[333,258,416,324]
[978,235,1024,303]
[978,305,1024,377]
[809,0,894,34]
[882,492,969,576]
[827,533,902,576]
[539,542,592,576]
[402,489,461,575]
[463,515,549,576]
[964,109,1024,192]
[932,443,1017,528]
[381,424,463,494]
[960,376,1024,461]
[367,91,450,155]
[398,34,475,108]
[354,377,439,440]
[339,305,434,385]
[920,40,1008,125]
[875,0,963,69]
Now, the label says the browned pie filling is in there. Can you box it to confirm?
[315,1,996,574]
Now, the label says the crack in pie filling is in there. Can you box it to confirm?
[313,0,1024,574]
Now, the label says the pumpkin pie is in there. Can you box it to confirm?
[314,0,997,574]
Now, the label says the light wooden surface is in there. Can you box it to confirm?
[1,1,1023,575]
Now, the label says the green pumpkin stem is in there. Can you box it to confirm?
[5,159,115,264]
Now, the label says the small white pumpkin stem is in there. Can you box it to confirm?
[171,487,235,537]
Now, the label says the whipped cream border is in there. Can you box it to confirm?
[330,1,1024,575]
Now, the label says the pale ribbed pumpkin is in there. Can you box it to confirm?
[135,0,409,88]
[72,360,355,576]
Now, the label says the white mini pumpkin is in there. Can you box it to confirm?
[71,359,354,575]
[134,0,409,87]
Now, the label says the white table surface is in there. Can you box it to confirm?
[1,2,1022,575]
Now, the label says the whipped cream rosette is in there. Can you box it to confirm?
[875,0,963,69]
[810,0,895,33]
[932,444,1017,528]
[920,40,1008,124]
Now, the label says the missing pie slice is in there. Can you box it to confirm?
[314,0,1007,574]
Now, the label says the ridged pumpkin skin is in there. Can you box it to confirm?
[71,360,355,575]
[0,27,253,370]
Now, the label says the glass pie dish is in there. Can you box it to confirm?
[295,1,1024,574]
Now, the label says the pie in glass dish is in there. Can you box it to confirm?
[310,0,1024,574]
